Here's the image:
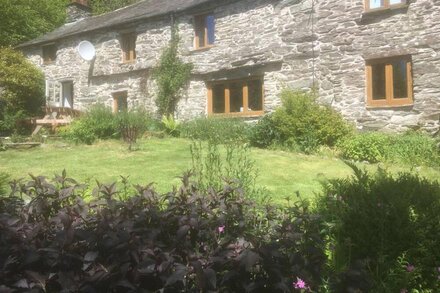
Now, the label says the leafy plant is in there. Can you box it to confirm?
[317,164,440,291]
[115,108,150,150]
[338,131,440,166]
[0,171,326,292]
[338,131,389,163]
[248,113,280,148]
[161,114,180,137]
[153,27,193,116]
[271,89,353,153]
[0,48,45,136]
[60,118,97,145]
[181,117,250,144]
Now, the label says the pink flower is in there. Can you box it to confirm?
[293,277,306,289]
[406,264,415,272]
[218,225,225,233]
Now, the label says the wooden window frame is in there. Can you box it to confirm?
[121,33,137,63]
[112,91,128,113]
[42,44,57,64]
[207,78,264,117]
[366,56,413,107]
[194,13,215,50]
[365,0,407,12]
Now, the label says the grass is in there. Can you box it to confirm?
[0,138,439,204]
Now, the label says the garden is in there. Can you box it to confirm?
[1,87,440,292]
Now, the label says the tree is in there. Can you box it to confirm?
[153,28,193,116]
[0,0,66,47]
[90,0,140,15]
[0,47,45,135]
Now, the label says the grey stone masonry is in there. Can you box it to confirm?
[21,0,440,132]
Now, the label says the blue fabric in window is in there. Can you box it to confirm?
[206,15,215,44]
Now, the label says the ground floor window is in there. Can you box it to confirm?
[207,78,264,116]
[366,56,413,107]
[113,91,128,113]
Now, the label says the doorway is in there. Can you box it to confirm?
[61,81,74,108]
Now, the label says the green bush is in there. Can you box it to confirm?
[0,48,45,136]
[248,113,280,148]
[161,114,180,137]
[338,132,389,163]
[60,119,96,145]
[339,131,440,166]
[180,117,250,144]
[271,90,353,153]
[317,165,440,292]
[85,104,118,139]
[115,109,151,149]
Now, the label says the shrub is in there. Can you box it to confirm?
[0,172,326,292]
[248,113,280,148]
[181,117,250,144]
[338,132,389,163]
[0,173,8,196]
[115,109,150,149]
[271,89,353,153]
[60,118,96,145]
[0,48,45,136]
[338,131,440,166]
[85,104,118,139]
[317,164,440,292]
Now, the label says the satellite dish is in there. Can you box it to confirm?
[77,41,95,61]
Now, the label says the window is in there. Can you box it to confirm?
[365,0,406,11]
[366,56,413,107]
[42,44,57,64]
[207,78,264,116]
[194,14,215,49]
[121,33,136,63]
[113,91,128,112]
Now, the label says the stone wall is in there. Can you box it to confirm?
[21,0,440,132]
[316,0,440,132]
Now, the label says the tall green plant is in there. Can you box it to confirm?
[153,28,192,116]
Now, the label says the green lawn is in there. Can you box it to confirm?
[1,138,439,204]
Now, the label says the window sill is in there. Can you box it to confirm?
[122,60,136,65]
[208,111,264,118]
[191,45,214,53]
[362,3,408,16]
[43,61,55,65]
[366,102,413,110]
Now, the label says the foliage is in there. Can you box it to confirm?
[190,140,262,199]
[0,171,326,292]
[115,109,150,150]
[317,164,440,292]
[0,173,8,196]
[90,0,140,15]
[0,0,66,47]
[271,89,353,153]
[153,28,193,116]
[248,113,280,148]
[161,114,180,137]
[338,131,440,166]
[0,48,45,135]
[181,117,250,144]
[337,132,389,163]
[60,118,97,145]
[85,104,118,139]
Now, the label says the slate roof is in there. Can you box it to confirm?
[18,0,213,48]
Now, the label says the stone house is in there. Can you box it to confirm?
[18,0,440,132]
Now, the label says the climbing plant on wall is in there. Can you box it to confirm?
[153,27,193,117]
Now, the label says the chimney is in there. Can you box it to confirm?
[66,0,92,23]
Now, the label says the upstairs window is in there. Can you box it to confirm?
[194,14,215,49]
[366,0,406,11]
[42,44,57,64]
[121,33,136,63]
[207,78,264,116]
[366,56,413,107]
[113,91,128,112]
